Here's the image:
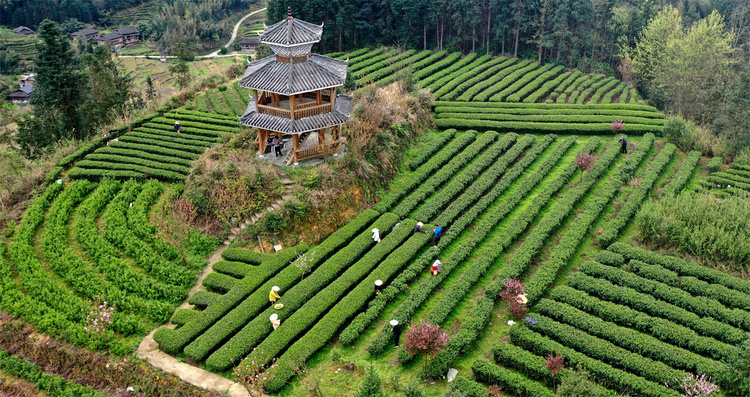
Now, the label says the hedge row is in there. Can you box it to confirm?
[127,180,182,260]
[661,150,702,197]
[75,181,183,310]
[473,60,537,101]
[456,59,531,101]
[353,49,417,80]
[199,214,401,367]
[41,181,150,335]
[567,272,749,346]
[102,180,197,284]
[524,70,571,103]
[707,156,723,172]
[153,211,375,354]
[150,117,238,133]
[2,185,128,354]
[366,135,557,354]
[132,126,220,144]
[408,130,457,171]
[376,50,448,86]
[525,179,620,304]
[358,50,431,84]
[426,54,494,92]
[492,342,556,386]
[472,359,556,397]
[107,141,201,160]
[221,248,268,265]
[436,112,664,126]
[436,119,663,135]
[413,52,463,81]
[373,132,476,213]
[68,168,146,181]
[448,378,487,397]
[710,171,750,186]
[172,108,237,122]
[246,220,418,362]
[707,174,750,191]
[629,260,750,312]
[726,168,750,180]
[601,82,626,103]
[83,153,190,175]
[433,107,663,119]
[142,122,227,138]
[535,298,725,377]
[598,143,676,247]
[0,349,108,397]
[487,140,621,296]
[505,65,564,102]
[510,325,680,397]
[390,131,503,218]
[423,138,601,377]
[433,101,659,112]
[577,77,616,104]
[202,272,237,293]
[349,49,399,73]
[551,70,582,95]
[92,146,192,168]
[417,53,477,87]
[170,308,199,325]
[163,112,239,127]
[73,160,186,182]
[117,135,207,154]
[340,134,566,346]
[549,285,737,361]
[186,290,220,308]
[433,57,510,100]
[152,243,310,354]
[412,133,532,221]
[607,242,750,296]
[261,225,433,392]
[562,74,591,95]
[348,47,385,65]
[491,63,554,102]
[579,261,750,332]
[341,47,371,59]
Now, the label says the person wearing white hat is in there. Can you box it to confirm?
[269,286,281,306]
[375,279,383,295]
[174,121,181,133]
[431,259,442,276]
[413,221,427,234]
[372,228,380,243]
[390,319,402,348]
[270,313,281,330]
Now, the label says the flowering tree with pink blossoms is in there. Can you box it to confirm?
[83,295,114,335]
[666,374,719,397]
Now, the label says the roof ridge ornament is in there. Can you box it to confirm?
[287,7,293,20]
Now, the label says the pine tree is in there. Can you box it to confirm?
[16,19,89,156]
[355,364,386,397]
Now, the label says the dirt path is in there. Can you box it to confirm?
[205,7,267,58]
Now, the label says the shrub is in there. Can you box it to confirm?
[408,129,457,170]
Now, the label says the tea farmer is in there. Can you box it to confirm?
[375,279,384,295]
[270,313,281,330]
[269,286,281,305]
[433,225,443,245]
[272,135,282,157]
[372,228,381,243]
[413,221,427,234]
[391,319,402,348]
[431,259,442,276]
[618,135,627,154]
[174,121,181,133]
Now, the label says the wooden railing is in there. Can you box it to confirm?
[294,103,333,119]
[257,105,291,118]
[295,141,341,162]
[296,101,319,110]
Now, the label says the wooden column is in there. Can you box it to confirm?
[316,89,322,105]
[318,128,325,144]
[254,90,259,112]
[330,88,336,107]
[290,94,296,119]
[293,134,299,163]
[258,129,268,154]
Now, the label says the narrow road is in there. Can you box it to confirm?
[205,7,267,57]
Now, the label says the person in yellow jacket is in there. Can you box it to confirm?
[269,286,281,305]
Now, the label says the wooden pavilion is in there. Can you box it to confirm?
[238,8,353,165]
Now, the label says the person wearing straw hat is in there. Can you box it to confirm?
[375,279,383,295]
[372,228,380,243]
[174,121,181,133]
[270,313,281,330]
[390,319,402,348]
[269,286,281,306]
[515,294,528,305]
[413,222,427,234]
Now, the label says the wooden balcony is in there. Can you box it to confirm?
[257,103,334,119]
[290,140,342,164]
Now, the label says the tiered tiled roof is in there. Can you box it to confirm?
[239,54,347,96]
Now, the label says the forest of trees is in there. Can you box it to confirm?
[268,0,749,73]
[0,0,151,28]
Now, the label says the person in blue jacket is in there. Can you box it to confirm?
[618,135,628,154]
[433,225,443,246]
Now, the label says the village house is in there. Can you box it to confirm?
[8,85,33,104]
[13,26,34,35]
[96,27,140,48]
[240,37,261,51]
[19,73,35,87]
[71,27,100,41]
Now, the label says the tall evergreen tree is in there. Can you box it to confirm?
[355,364,385,397]
[82,46,135,130]
[16,19,89,156]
